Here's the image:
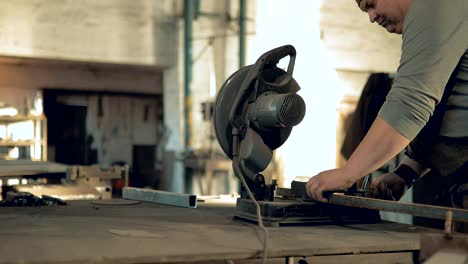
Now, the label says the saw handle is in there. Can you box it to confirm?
[260,45,296,66]
[257,45,296,87]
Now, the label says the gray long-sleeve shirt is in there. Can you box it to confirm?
[379,0,468,140]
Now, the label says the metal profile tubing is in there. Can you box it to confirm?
[123,187,197,208]
[288,181,468,223]
[329,193,468,223]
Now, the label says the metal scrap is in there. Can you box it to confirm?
[0,191,67,207]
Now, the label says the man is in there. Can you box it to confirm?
[306,0,468,207]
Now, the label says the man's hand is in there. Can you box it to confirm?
[306,168,354,202]
[369,172,408,201]
[304,117,411,202]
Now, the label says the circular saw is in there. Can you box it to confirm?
[213,45,306,200]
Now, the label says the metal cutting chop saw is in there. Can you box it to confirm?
[213,45,379,226]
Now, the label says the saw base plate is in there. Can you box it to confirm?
[234,198,381,227]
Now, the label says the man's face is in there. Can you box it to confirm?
[356,0,410,34]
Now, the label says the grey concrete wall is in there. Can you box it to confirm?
[0,0,180,66]
[320,0,401,73]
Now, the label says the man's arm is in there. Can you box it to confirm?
[307,116,411,201]
[343,116,410,183]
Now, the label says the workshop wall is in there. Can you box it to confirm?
[0,0,259,194]
[0,0,175,154]
[0,60,163,111]
[85,95,163,168]
[0,0,180,190]
[320,0,401,73]
[0,0,179,66]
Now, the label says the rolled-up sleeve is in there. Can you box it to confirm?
[378,0,467,140]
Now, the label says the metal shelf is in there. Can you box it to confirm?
[0,115,45,124]
[0,115,47,161]
[0,140,44,147]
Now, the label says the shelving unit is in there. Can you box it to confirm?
[0,115,47,161]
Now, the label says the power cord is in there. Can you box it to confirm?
[233,157,269,264]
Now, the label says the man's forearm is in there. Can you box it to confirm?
[343,117,411,182]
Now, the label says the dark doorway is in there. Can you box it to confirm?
[43,90,96,165]
[132,145,159,189]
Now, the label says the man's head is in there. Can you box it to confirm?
[355,0,412,34]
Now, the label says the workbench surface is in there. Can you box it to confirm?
[0,199,438,263]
